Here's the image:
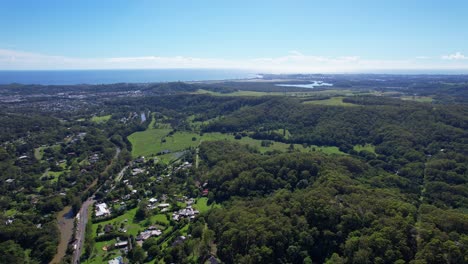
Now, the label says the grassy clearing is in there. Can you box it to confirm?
[194,89,357,98]
[187,115,222,131]
[354,143,376,154]
[91,115,112,123]
[91,208,141,237]
[129,127,346,160]
[303,96,357,106]
[129,114,345,160]
[193,89,280,97]
[84,241,122,264]
[313,145,345,155]
[46,170,64,182]
[273,129,292,139]
[149,214,169,225]
[193,197,221,213]
[5,209,17,216]
[34,146,45,160]
[128,128,173,158]
[400,96,433,103]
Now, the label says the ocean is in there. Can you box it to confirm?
[0,69,254,85]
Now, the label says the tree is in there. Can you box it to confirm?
[0,241,26,264]
[129,245,146,264]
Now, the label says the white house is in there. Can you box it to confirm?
[95,203,111,217]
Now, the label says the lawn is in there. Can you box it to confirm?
[193,197,221,213]
[34,146,45,160]
[353,143,376,154]
[84,240,123,264]
[149,214,170,225]
[91,208,142,237]
[303,96,357,106]
[87,206,171,263]
[91,115,112,123]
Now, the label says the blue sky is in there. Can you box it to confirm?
[1,0,468,72]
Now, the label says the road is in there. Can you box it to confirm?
[71,196,95,264]
[71,147,121,263]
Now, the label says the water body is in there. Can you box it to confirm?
[51,206,74,264]
[276,81,333,89]
[0,69,254,85]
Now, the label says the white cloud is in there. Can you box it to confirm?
[1,48,468,73]
[442,52,467,60]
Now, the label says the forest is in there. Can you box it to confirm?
[0,76,467,264]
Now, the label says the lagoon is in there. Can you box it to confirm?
[276,81,333,88]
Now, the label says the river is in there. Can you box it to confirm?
[50,206,74,264]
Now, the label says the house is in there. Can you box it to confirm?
[132,168,145,175]
[108,256,123,264]
[186,198,195,205]
[89,153,99,163]
[136,229,162,241]
[158,203,170,208]
[5,179,14,183]
[173,214,180,221]
[135,156,145,163]
[95,203,111,217]
[173,206,199,221]
[149,197,158,203]
[202,189,209,196]
[114,241,128,248]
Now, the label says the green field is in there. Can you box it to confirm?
[194,89,280,97]
[128,127,173,158]
[128,114,345,160]
[303,96,357,106]
[354,143,376,154]
[194,88,357,98]
[193,197,221,213]
[400,96,434,103]
[129,127,345,161]
[91,115,112,123]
